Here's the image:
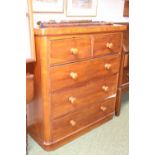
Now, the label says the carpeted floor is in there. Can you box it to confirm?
[28,93,129,155]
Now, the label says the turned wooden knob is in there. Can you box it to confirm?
[70,72,78,80]
[69,96,76,104]
[104,63,112,70]
[106,42,113,49]
[100,106,107,112]
[102,86,109,92]
[70,48,78,55]
[70,120,76,126]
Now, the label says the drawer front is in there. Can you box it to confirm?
[94,33,122,57]
[50,55,120,92]
[51,74,118,118]
[52,98,115,141]
[48,37,91,65]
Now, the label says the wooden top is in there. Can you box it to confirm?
[34,24,127,36]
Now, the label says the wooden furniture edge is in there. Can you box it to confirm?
[115,24,129,116]
[26,58,36,63]
[34,24,127,36]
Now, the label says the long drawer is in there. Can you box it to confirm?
[49,55,120,92]
[48,36,91,65]
[52,98,116,142]
[51,74,118,118]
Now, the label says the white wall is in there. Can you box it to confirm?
[33,0,128,27]
[101,0,125,20]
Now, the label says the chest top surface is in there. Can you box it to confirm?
[34,23,127,36]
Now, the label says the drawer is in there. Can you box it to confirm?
[94,33,122,57]
[48,37,91,65]
[50,55,120,92]
[51,74,118,118]
[52,98,115,141]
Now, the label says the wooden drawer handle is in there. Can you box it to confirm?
[104,64,112,70]
[69,96,76,104]
[70,120,76,126]
[106,42,113,49]
[70,48,78,55]
[102,86,109,92]
[100,106,107,112]
[70,72,78,80]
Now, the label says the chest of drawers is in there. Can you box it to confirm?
[27,24,127,150]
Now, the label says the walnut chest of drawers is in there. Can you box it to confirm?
[27,24,127,151]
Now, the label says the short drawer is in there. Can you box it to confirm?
[51,74,118,118]
[49,55,120,92]
[52,98,115,142]
[48,37,91,65]
[94,33,122,57]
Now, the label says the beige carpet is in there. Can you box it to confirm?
[28,93,129,155]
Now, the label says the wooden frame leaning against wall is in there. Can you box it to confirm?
[26,0,36,62]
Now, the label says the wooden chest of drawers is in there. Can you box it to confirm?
[27,24,127,150]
